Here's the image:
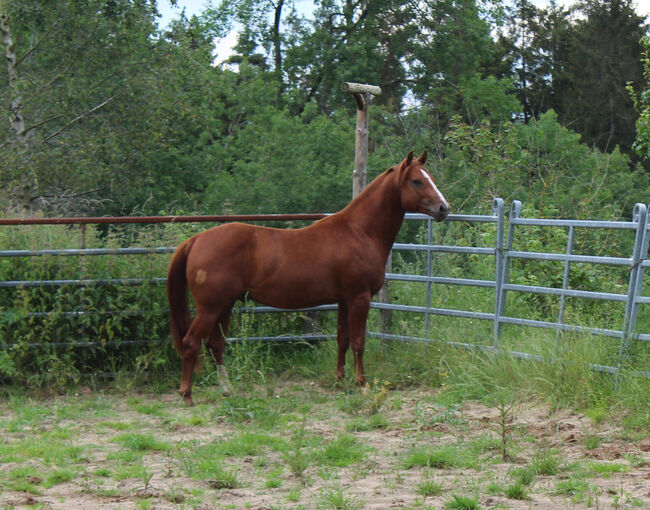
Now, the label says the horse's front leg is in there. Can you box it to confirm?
[336,302,349,380]
[346,292,371,386]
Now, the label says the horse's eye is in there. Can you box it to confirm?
[411,179,423,188]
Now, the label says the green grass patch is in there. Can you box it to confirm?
[212,432,287,457]
[445,494,480,510]
[111,433,171,452]
[403,444,475,470]
[587,461,630,476]
[345,413,389,432]
[505,482,529,500]
[315,434,368,467]
[416,470,443,497]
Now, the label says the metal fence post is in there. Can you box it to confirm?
[494,200,520,349]
[425,217,433,336]
[491,198,505,349]
[620,203,648,363]
[556,225,575,339]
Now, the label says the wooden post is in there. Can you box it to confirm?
[342,82,392,332]
[342,82,381,199]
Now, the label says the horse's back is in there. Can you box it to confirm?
[185,219,386,309]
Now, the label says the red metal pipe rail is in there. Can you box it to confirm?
[0,213,328,226]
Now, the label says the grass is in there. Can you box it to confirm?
[111,433,171,452]
[315,434,368,467]
[416,470,443,497]
[445,494,480,510]
[0,332,649,508]
[403,445,475,470]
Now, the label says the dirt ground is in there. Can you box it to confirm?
[0,383,649,509]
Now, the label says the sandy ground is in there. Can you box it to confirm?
[0,384,649,509]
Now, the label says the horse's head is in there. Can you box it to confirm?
[395,151,449,222]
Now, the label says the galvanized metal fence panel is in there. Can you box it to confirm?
[1,203,649,375]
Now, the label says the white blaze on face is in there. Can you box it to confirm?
[420,169,448,208]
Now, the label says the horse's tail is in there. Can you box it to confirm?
[167,237,195,354]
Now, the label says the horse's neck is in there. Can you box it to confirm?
[340,171,404,254]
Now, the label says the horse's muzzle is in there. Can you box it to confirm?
[427,202,449,222]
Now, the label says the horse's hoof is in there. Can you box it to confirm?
[179,390,194,406]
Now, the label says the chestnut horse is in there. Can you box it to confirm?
[167,151,448,404]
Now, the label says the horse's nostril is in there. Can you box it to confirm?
[439,203,448,215]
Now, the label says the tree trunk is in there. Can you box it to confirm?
[1,14,28,147]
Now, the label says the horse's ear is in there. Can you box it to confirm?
[417,150,428,165]
[396,151,415,185]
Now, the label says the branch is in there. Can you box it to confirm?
[35,186,106,201]
[16,20,61,67]
[43,93,119,143]
[24,114,64,135]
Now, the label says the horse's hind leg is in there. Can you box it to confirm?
[336,302,350,380]
[205,309,234,395]
[179,310,218,405]
[346,292,371,387]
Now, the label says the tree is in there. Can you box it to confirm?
[552,0,646,154]
[0,0,161,213]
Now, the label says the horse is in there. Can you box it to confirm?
[167,151,448,405]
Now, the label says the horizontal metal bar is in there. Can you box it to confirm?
[511,217,637,229]
[502,283,627,302]
[0,278,166,288]
[0,333,334,350]
[235,304,337,313]
[0,213,329,226]
[368,331,495,350]
[0,247,175,258]
[405,212,498,223]
[370,301,494,321]
[393,243,495,255]
[507,250,632,266]
[386,273,496,288]
[497,315,625,339]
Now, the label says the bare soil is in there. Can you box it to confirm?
[0,382,649,509]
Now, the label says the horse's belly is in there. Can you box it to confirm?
[250,275,338,309]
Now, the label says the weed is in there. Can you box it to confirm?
[345,413,389,432]
[588,461,629,476]
[505,482,528,500]
[416,470,443,497]
[316,434,367,467]
[286,487,302,502]
[44,469,76,488]
[403,445,473,470]
[111,433,171,452]
[362,379,391,415]
[624,452,647,468]
[493,396,518,460]
[554,477,591,497]
[414,401,464,430]
[284,418,311,478]
[113,463,150,482]
[509,465,536,486]
[485,481,504,495]
[583,433,601,450]
[315,486,363,509]
[445,494,480,510]
[532,449,561,475]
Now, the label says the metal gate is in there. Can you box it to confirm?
[1,201,649,375]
